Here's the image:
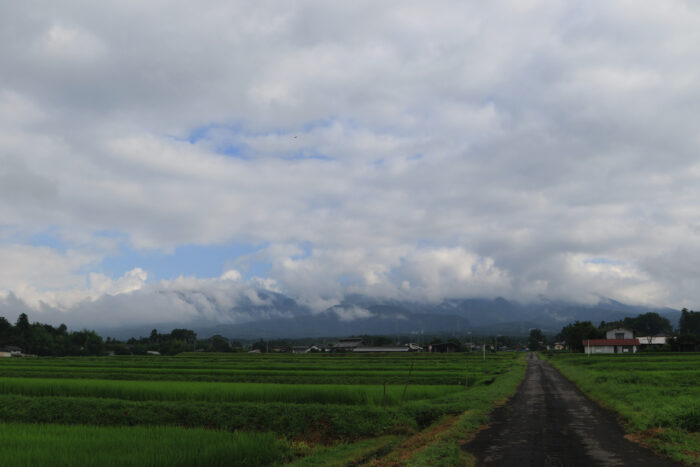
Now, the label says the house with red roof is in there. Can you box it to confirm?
[583,328,639,354]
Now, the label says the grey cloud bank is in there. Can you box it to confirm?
[1,1,700,327]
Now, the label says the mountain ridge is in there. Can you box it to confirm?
[96,291,679,340]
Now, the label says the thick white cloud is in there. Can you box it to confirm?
[2,1,700,326]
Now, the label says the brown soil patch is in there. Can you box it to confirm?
[365,413,463,466]
[293,419,335,446]
[624,427,666,446]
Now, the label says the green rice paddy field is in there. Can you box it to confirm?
[0,352,526,466]
[545,352,700,466]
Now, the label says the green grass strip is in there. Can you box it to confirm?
[0,378,460,405]
[0,423,290,467]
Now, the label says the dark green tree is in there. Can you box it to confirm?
[208,335,231,352]
[15,313,29,331]
[679,308,700,337]
[82,330,105,355]
[14,313,31,347]
[623,312,673,336]
[29,324,57,355]
[557,321,604,352]
[528,329,545,351]
[251,338,267,352]
[0,316,11,341]
[159,339,190,355]
[170,329,197,344]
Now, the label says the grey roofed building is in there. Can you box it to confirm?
[427,342,459,353]
[353,346,410,352]
[333,338,364,350]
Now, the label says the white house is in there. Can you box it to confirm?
[606,328,633,340]
[583,328,639,354]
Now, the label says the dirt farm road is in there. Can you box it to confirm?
[463,353,681,467]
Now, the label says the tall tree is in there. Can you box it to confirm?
[680,308,700,337]
[623,312,673,336]
[557,321,604,352]
[528,329,545,351]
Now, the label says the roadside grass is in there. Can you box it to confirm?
[545,353,700,466]
[288,435,400,466]
[352,354,527,466]
[0,423,291,466]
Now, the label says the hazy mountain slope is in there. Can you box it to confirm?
[97,290,680,339]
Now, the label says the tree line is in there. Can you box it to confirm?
[0,313,241,356]
[553,310,700,352]
[1,313,104,356]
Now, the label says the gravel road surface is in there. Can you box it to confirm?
[463,353,681,466]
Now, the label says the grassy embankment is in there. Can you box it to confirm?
[545,352,700,466]
[0,352,526,466]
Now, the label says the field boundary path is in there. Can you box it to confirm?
[463,352,681,467]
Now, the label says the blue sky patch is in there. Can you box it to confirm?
[99,242,266,282]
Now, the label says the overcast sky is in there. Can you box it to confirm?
[1,1,700,326]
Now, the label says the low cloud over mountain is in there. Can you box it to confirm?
[0,273,678,339]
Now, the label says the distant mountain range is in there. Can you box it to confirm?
[97,290,680,340]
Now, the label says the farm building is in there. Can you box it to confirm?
[581,327,640,355]
[636,335,669,346]
[333,338,364,351]
[428,342,459,353]
[583,339,639,354]
[606,328,634,340]
[353,346,410,353]
[353,344,423,353]
[0,346,22,357]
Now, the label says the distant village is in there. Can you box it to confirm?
[2,309,699,357]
